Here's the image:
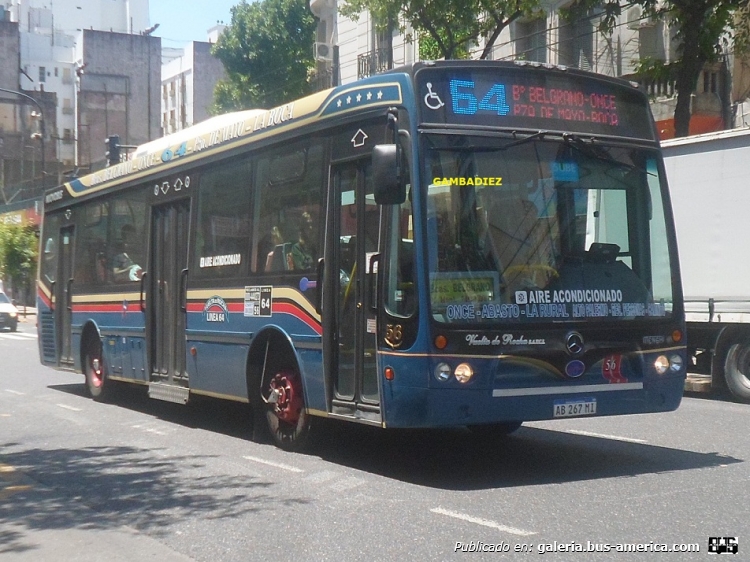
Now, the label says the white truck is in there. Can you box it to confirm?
[662,127,750,402]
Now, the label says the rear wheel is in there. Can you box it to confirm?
[467,421,523,437]
[723,342,750,402]
[265,368,313,451]
[84,338,112,402]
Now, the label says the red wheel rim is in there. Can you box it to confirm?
[269,370,303,425]
[90,357,103,388]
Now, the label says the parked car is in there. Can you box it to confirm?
[0,292,19,332]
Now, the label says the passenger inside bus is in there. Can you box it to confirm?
[290,211,316,270]
[263,226,285,271]
[112,224,143,282]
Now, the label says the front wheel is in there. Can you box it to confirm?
[723,342,750,402]
[84,338,112,402]
[265,369,313,451]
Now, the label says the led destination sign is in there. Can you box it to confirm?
[417,68,655,140]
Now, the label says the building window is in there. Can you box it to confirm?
[703,71,718,94]
[516,18,547,63]
[54,67,58,77]
[559,9,594,70]
[39,66,46,83]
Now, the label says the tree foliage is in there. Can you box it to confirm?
[339,0,542,60]
[583,0,750,137]
[0,224,38,301]
[211,0,318,112]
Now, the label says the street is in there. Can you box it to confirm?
[1,319,748,561]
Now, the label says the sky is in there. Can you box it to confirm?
[149,0,239,47]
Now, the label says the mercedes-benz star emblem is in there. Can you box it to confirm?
[566,332,584,356]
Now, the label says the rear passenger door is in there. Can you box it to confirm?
[148,199,191,400]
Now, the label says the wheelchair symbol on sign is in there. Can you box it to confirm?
[424,83,444,110]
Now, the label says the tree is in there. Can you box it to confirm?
[0,224,38,304]
[211,0,318,112]
[586,0,750,137]
[339,0,542,61]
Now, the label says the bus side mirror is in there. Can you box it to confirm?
[372,144,405,205]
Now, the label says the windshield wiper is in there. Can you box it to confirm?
[498,130,549,151]
[561,133,655,177]
[439,131,550,153]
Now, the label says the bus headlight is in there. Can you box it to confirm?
[654,355,669,375]
[669,354,683,372]
[434,363,451,382]
[454,363,474,383]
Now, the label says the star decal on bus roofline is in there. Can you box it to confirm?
[335,89,387,108]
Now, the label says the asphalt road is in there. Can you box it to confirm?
[1,320,748,561]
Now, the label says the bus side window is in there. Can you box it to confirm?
[193,157,252,279]
[42,234,58,284]
[253,141,324,274]
[76,201,109,287]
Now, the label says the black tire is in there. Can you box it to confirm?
[9,320,17,332]
[84,338,112,402]
[467,421,523,437]
[723,342,750,402]
[265,368,314,451]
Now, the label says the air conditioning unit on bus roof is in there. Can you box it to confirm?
[314,42,333,61]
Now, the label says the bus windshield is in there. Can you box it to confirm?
[424,133,675,324]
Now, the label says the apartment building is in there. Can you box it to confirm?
[2,0,227,195]
[313,1,746,139]
[161,26,227,135]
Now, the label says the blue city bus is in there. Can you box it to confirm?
[37,60,686,450]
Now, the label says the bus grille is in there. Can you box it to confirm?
[40,312,56,362]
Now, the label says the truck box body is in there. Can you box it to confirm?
[662,128,750,401]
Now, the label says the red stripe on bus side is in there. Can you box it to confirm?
[272,302,322,335]
[183,300,322,335]
[185,302,244,313]
[37,288,52,308]
[186,302,204,313]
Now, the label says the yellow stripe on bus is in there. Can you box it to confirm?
[71,292,141,303]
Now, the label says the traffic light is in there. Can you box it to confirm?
[105,135,120,166]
